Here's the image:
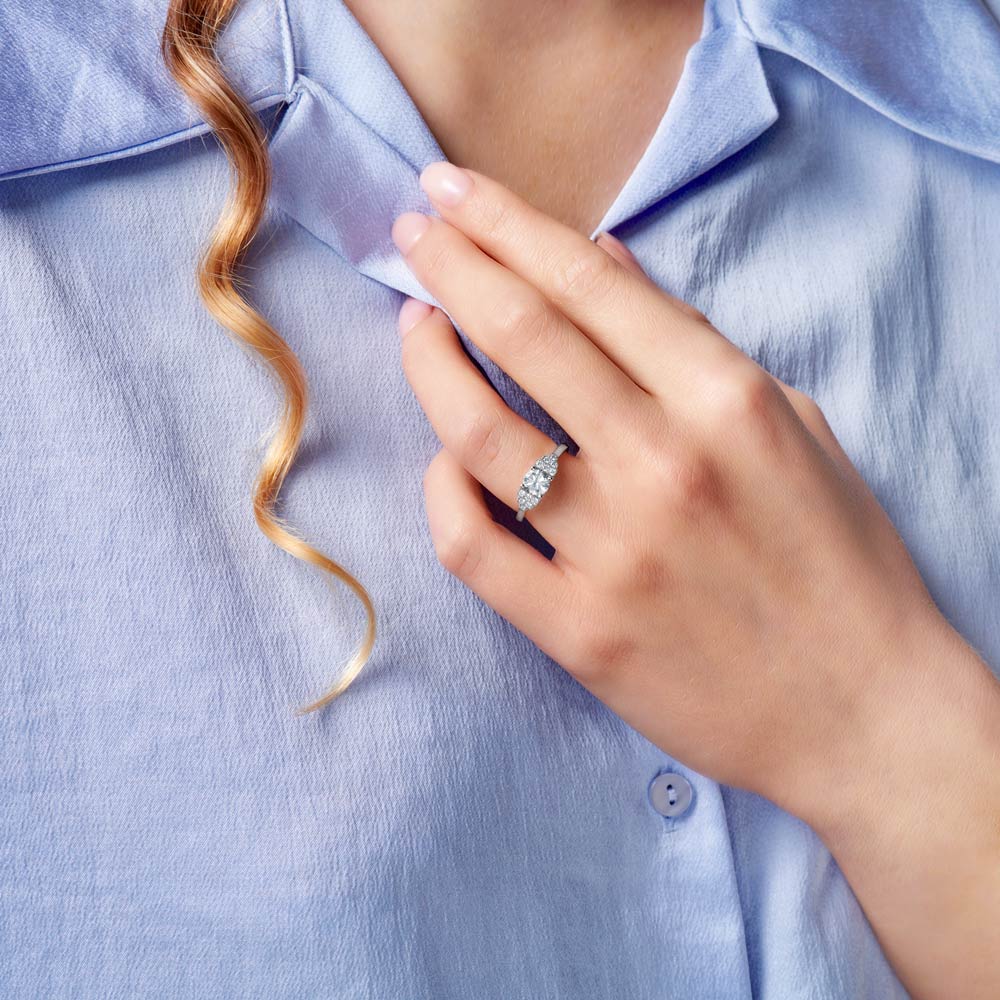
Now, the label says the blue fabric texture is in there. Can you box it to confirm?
[2,1,999,996]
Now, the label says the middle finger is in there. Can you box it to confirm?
[391,211,657,459]
[399,301,596,557]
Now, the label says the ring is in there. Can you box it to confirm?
[516,443,569,521]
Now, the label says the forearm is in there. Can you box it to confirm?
[784,617,1000,1000]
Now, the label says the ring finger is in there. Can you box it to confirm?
[392,211,656,460]
[400,302,595,555]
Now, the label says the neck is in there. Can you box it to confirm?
[339,0,706,232]
[341,0,704,84]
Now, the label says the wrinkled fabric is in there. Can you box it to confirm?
[2,0,999,997]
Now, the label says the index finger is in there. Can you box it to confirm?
[418,161,735,396]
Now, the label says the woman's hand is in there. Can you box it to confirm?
[391,161,1000,1000]
[391,160,966,805]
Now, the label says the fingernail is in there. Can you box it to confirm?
[398,296,432,336]
[392,212,431,254]
[596,230,638,263]
[419,161,473,207]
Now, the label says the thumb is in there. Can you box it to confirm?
[595,230,647,277]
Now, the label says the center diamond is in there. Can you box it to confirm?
[522,467,552,496]
[517,452,562,513]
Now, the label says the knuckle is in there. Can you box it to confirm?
[419,236,454,280]
[432,516,483,580]
[662,453,721,516]
[704,364,782,429]
[566,616,634,684]
[490,292,555,361]
[551,246,618,301]
[703,365,795,458]
[456,406,506,474]
[472,196,519,243]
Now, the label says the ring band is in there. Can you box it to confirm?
[516,443,569,521]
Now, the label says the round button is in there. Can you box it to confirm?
[648,772,693,818]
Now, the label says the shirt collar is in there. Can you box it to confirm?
[5,0,1000,283]
[268,0,779,302]
[0,0,291,182]
[737,0,1000,167]
[267,0,1000,303]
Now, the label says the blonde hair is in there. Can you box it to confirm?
[161,0,375,714]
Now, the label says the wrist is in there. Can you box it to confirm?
[786,613,1000,860]
[771,616,1000,1000]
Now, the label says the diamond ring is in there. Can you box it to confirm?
[516,443,569,521]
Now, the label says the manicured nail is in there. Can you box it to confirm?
[419,161,473,207]
[392,212,431,254]
[398,296,432,336]
[596,230,638,263]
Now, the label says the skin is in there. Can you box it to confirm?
[343,0,705,233]
[348,1,1000,995]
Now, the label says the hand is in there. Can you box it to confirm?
[390,161,1000,1000]
[393,164,968,812]
[390,161,960,814]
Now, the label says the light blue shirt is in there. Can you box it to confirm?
[3,1,999,997]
